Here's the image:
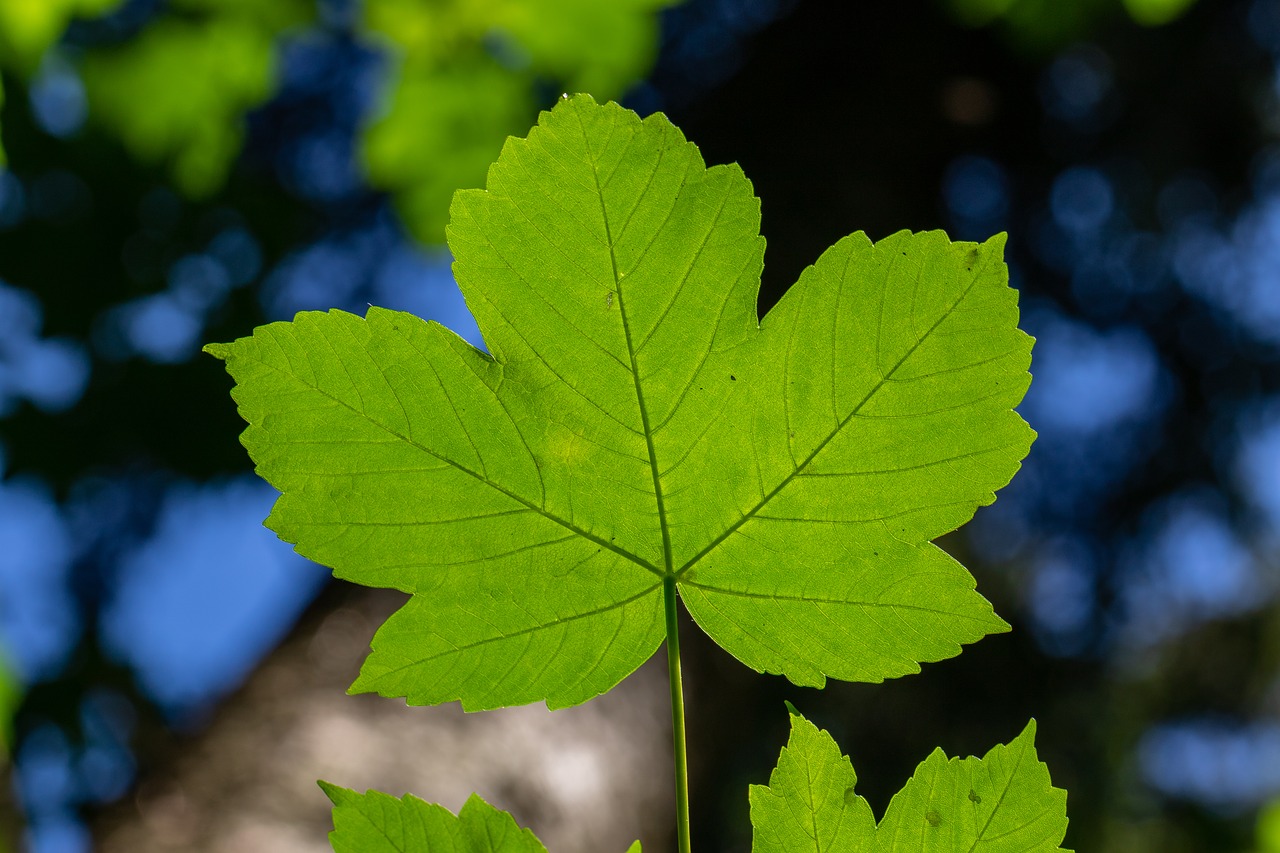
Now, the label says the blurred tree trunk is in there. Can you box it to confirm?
[91,587,674,853]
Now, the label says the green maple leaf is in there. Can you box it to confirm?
[207,94,1033,711]
[749,708,875,852]
[321,782,641,852]
[751,710,1070,852]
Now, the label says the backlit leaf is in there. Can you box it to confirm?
[323,783,536,852]
[749,707,876,852]
[321,782,642,853]
[209,95,1032,711]
[877,720,1070,852]
[751,712,1070,852]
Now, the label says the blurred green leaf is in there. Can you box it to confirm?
[170,0,312,31]
[1120,0,1197,26]
[362,60,530,241]
[0,0,123,72]
[361,0,678,244]
[364,0,672,89]
[482,0,673,95]
[81,15,286,196]
[1260,801,1280,853]
[943,0,1199,50]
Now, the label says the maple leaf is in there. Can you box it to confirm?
[750,710,1070,852]
[207,94,1033,711]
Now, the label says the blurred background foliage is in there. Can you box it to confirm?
[947,0,1202,48]
[79,0,312,197]
[0,0,1279,851]
[362,0,678,240]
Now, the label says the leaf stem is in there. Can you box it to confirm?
[664,575,692,853]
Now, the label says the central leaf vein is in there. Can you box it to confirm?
[577,111,676,578]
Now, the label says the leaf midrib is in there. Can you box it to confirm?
[577,109,678,579]
[554,121,994,586]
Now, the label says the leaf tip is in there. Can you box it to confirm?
[202,341,231,360]
[983,230,1009,254]
[1017,717,1039,742]
[345,673,373,697]
[783,699,801,718]
[317,780,353,807]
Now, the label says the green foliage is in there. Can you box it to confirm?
[1119,0,1197,25]
[208,94,1031,713]
[0,0,123,71]
[321,782,637,853]
[210,94,1056,850]
[80,2,311,197]
[751,710,1070,852]
[750,708,874,851]
[361,0,677,242]
[364,0,672,92]
[362,61,531,246]
[1259,801,1280,853]
[0,0,674,225]
[943,0,1200,49]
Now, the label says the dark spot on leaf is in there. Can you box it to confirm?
[730,375,736,381]
[873,551,878,556]
[926,809,941,827]
[968,789,981,804]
